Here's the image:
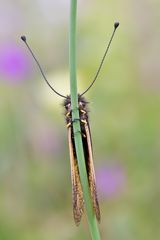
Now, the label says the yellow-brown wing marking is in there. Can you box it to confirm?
[68,127,84,225]
[85,124,101,223]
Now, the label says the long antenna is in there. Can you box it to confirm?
[80,22,119,96]
[21,36,66,99]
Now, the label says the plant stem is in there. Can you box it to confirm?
[69,1,101,239]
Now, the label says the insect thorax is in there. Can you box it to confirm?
[64,95,89,127]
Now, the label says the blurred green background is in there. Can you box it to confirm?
[0,0,160,239]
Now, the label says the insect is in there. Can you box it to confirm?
[21,22,119,225]
[64,94,101,224]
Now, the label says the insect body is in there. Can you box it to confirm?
[64,95,100,225]
[21,21,119,225]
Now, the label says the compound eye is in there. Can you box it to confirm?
[79,101,83,107]
[67,103,71,110]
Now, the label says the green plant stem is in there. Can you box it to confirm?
[69,1,101,239]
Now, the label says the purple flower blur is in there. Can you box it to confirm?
[96,164,127,199]
[0,42,31,83]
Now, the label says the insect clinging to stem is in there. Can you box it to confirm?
[21,21,119,225]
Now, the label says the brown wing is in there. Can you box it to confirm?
[84,123,101,223]
[68,127,84,225]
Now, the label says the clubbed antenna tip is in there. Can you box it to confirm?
[21,35,26,42]
[114,22,119,29]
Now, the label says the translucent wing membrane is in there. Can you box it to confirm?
[84,124,100,222]
[68,127,84,225]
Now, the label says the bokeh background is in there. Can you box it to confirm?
[0,0,160,239]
